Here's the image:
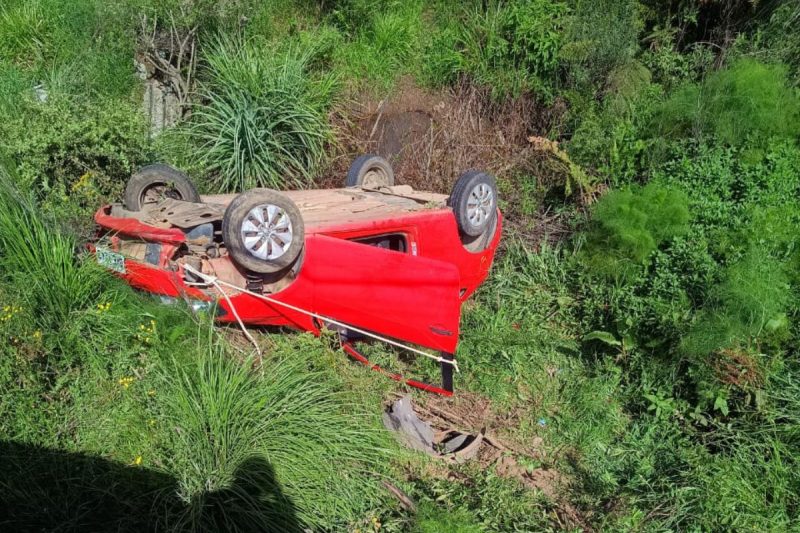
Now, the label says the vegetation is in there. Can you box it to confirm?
[1,0,799,531]
[190,37,336,191]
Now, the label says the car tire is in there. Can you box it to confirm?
[123,164,201,211]
[222,188,305,275]
[345,154,395,188]
[448,170,498,237]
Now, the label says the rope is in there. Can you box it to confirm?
[191,272,262,362]
[182,263,459,372]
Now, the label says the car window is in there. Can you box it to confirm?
[352,233,407,253]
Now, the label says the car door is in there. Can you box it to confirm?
[302,234,461,353]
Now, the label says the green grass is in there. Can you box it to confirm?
[189,36,336,192]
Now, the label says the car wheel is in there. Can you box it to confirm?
[345,154,395,188]
[448,170,498,238]
[123,164,201,211]
[222,189,305,275]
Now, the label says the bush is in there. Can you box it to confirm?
[423,0,567,99]
[681,250,791,358]
[560,0,642,86]
[651,59,800,147]
[190,37,336,191]
[0,96,150,204]
[582,182,690,280]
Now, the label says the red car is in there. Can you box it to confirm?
[93,155,502,395]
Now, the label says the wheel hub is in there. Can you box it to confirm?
[466,183,494,228]
[241,204,294,261]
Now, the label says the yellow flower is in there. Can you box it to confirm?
[131,455,143,466]
[32,330,42,339]
[72,172,92,192]
[118,376,135,389]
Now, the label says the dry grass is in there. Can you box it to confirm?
[320,78,550,194]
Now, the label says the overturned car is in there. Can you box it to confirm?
[93,155,502,395]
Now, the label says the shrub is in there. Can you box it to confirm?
[681,249,791,358]
[0,96,150,203]
[423,0,567,99]
[582,182,690,280]
[190,37,335,191]
[651,59,800,147]
[560,0,642,86]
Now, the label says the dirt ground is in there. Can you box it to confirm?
[393,391,591,531]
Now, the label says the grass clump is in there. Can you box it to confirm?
[0,168,114,333]
[152,342,390,531]
[190,37,336,192]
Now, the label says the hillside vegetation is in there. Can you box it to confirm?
[1,0,799,531]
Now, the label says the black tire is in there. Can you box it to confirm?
[222,189,305,275]
[448,170,498,237]
[345,154,395,188]
[123,164,200,211]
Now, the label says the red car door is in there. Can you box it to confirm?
[302,234,461,354]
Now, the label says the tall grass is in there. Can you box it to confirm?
[331,0,425,91]
[190,37,336,192]
[155,342,390,531]
[423,0,566,99]
[0,165,112,332]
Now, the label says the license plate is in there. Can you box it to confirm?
[96,246,126,274]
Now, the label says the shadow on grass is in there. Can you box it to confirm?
[0,440,302,532]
